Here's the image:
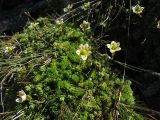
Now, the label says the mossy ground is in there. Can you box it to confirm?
[0,18,143,119]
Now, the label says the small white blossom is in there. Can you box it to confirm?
[64,4,73,12]
[16,90,27,103]
[28,22,39,29]
[157,20,160,29]
[76,43,91,61]
[132,4,144,14]
[81,2,91,10]
[4,46,15,53]
[80,20,90,31]
[55,18,64,25]
[107,41,121,54]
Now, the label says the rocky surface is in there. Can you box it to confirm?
[0,0,66,34]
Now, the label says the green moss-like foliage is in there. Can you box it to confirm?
[0,18,143,119]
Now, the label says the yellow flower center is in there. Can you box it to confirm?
[83,24,88,29]
[135,7,141,12]
[111,44,117,50]
[80,49,88,55]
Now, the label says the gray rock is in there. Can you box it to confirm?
[0,0,67,33]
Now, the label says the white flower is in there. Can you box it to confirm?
[64,4,73,12]
[55,18,64,25]
[80,20,90,31]
[107,41,121,54]
[76,43,91,61]
[16,90,27,103]
[157,20,160,29]
[28,22,39,29]
[4,46,15,53]
[81,2,91,10]
[132,4,144,14]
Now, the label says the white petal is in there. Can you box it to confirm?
[63,8,67,12]
[76,50,80,55]
[107,44,111,49]
[132,6,136,12]
[111,41,116,45]
[83,20,87,24]
[79,44,83,48]
[117,42,120,46]
[116,47,121,51]
[18,90,25,96]
[84,43,89,48]
[110,50,116,54]
[21,95,27,102]
[80,24,83,28]
[16,98,23,103]
[81,55,87,61]
[88,51,92,55]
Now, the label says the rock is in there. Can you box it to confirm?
[0,0,67,34]
[0,0,32,10]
